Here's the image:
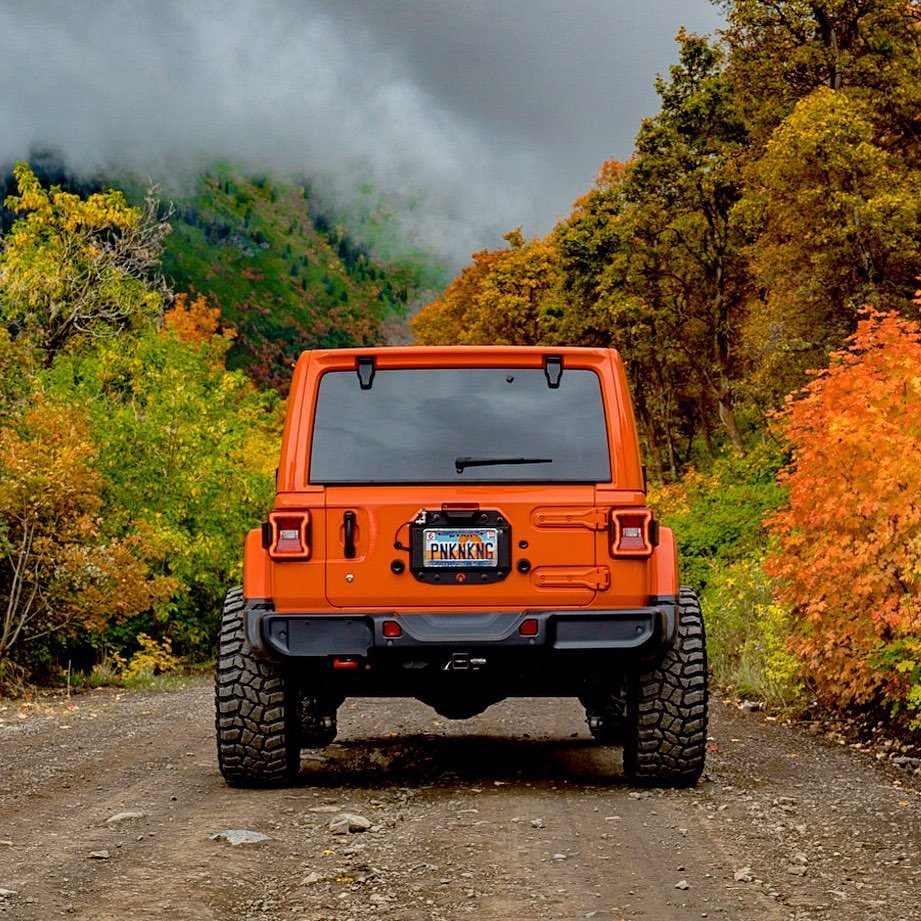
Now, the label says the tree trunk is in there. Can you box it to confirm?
[718,394,745,451]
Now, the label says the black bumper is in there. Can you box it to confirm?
[245,601,678,665]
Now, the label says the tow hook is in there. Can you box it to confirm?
[443,652,487,672]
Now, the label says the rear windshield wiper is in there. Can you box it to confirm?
[454,456,553,474]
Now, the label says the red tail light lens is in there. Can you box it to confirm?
[610,509,655,558]
[267,511,311,559]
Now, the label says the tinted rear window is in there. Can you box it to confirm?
[309,367,611,484]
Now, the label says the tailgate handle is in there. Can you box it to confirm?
[531,507,609,530]
[441,503,480,522]
[343,510,357,559]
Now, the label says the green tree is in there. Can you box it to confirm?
[550,161,629,347]
[0,163,170,358]
[596,33,750,458]
[414,35,752,473]
[0,327,35,421]
[548,163,692,477]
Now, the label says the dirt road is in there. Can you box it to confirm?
[1,682,920,921]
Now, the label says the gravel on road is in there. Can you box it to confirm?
[1,682,920,920]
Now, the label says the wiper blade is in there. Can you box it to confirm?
[454,456,553,474]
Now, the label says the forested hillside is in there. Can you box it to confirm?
[413,1,921,732]
[162,167,441,391]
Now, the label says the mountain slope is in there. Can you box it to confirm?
[163,166,436,390]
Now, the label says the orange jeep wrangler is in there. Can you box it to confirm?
[215,346,707,786]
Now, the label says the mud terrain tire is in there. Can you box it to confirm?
[215,587,299,786]
[623,586,708,787]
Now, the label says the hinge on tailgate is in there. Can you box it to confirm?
[532,566,611,591]
[531,507,610,530]
[544,354,563,388]
[357,356,375,390]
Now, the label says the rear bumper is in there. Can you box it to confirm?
[245,599,678,666]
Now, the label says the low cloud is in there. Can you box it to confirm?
[0,0,721,265]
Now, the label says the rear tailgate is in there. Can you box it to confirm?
[323,485,605,608]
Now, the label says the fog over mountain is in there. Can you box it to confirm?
[0,0,722,264]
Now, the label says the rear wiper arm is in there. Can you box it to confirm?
[454,456,553,474]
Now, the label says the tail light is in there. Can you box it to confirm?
[610,508,658,558]
[265,511,311,560]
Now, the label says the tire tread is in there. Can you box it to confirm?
[624,586,709,787]
[215,587,298,786]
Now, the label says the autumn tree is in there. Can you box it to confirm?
[411,230,561,346]
[410,247,502,344]
[0,162,171,357]
[767,311,921,720]
[0,401,168,679]
[738,89,921,407]
[718,0,921,145]
[164,292,226,345]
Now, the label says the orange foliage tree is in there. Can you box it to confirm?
[410,230,560,346]
[767,310,921,719]
[163,292,237,371]
[164,292,230,346]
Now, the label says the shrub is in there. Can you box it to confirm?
[0,399,168,678]
[702,556,802,707]
[118,633,182,680]
[767,311,921,725]
[651,442,785,593]
[652,442,799,703]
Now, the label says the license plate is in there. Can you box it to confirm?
[423,528,499,568]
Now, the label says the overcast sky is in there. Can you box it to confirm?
[0,0,723,264]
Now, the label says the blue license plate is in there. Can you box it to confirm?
[423,528,499,568]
